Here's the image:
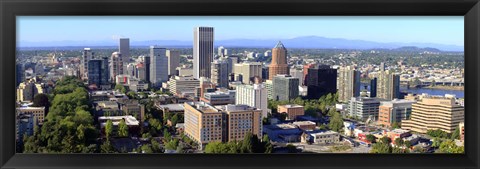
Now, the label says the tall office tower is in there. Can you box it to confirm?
[377,70,401,100]
[303,63,316,85]
[402,96,464,133]
[87,59,109,87]
[211,60,229,88]
[81,48,94,80]
[150,46,168,87]
[306,65,337,99]
[235,83,268,118]
[166,50,180,77]
[370,78,377,97]
[220,104,263,141]
[218,46,226,57]
[268,41,289,80]
[337,66,361,102]
[119,38,130,74]
[378,99,416,128]
[233,62,262,84]
[289,67,304,86]
[110,52,123,82]
[272,74,299,101]
[193,27,214,79]
[16,63,24,87]
[347,97,381,121]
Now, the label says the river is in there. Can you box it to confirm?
[360,83,464,98]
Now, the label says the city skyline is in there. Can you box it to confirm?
[17,16,464,47]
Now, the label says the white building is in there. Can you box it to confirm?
[167,75,200,97]
[235,83,268,118]
[150,46,168,87]
[166,50,180,76]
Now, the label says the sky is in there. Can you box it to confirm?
[17,16,464,46]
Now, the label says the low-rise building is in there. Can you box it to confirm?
[347,97,380,121]
[263,123,302,142]
[292,121,316,131]
[201,89,236,105]
[277,104,304,120]
[98,115,140,135]
[308,130,341,145]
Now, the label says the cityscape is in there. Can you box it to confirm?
[16,16,464,154]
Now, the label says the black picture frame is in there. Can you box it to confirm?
[1,0,479,169]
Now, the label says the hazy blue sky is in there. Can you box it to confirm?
[17,16,464,46]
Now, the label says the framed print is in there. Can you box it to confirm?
[1,0,479,169]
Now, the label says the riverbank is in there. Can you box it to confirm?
[422,85,464,91]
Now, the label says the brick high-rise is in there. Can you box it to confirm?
[268,41,288,80]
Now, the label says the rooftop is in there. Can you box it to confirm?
[158,104,185,111]
[274,41,286,49]
[279,104,303,108]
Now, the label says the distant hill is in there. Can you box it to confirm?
[18,36,464,51]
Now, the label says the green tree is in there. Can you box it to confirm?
[366,134,376,143]
[328,112,344,132]
[451,126,460,140]
[118,119,129,137]
[370,142,392,153]
[394,138,404,146]
[163,129,172,142]
[105,120,114,139]
[115,84,127,93]
[141,144,153,153]
[32,93,51,113]
[241,132,254,153]
[438,140,464,153]
[380,137,391,144]
[151,139,163,153]
[100,140,115,153]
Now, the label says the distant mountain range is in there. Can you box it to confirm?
[18,36,464,51]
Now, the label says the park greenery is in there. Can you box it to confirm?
[23,76,98,153]
[204,133,273,153]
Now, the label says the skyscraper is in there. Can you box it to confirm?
[81,48,94,80]
[306,65,337,99]
[268,41,289,80]
[377,70,401,100]
[236,83,268,118]
[166,50,180,77]
[272,74,299,101]
[119,38,130,74]
[337,66,361,102]
[193,27,214,79]
[150,46,168,87]
[110,52,123,82]
[211,60,229,88]
[87,58,109,87]
[303,63,316,85]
